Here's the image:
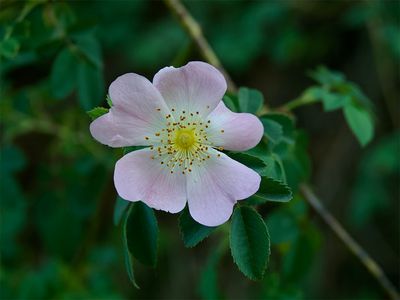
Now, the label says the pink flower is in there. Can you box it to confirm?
[90,62,263,226]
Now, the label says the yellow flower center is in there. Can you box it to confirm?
[144,107,225,175]
[174,129,196,150]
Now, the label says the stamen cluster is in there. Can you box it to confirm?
[144,107,224,175]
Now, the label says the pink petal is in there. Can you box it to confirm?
[153,61,227,117]
[90,73,170,147]
[187,150,261,226]
[114,148,187,213]
[206,102,264,151]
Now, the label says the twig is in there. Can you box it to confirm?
[163,0,237,94]
[300,184,400,300]
[281,96,319,112]
[165,1,400,299]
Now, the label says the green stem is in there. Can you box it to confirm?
[163,0,237,94]
[283,96,319,111]
[300,184,400,300]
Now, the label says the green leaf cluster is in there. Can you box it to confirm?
[298,66,375,146]
[51,35,105,110]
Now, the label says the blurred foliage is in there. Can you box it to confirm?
[348,131,400,227]
[0,0,398,299]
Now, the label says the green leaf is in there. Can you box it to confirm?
[87,107,109,120]
[113,197,130,226]
[343,104,374,146]
[179,208,215,248]
[246,176,292,205]
[275,130,311,190]
[262,113,295,144]
[227,152,266,174]
[122,207,139,288]
[223,95,237,112]
[0,38,20,59]
[74,34,102,69]
[125,201,158,266]
[244,144,285,181]
[238,87,264,114]
[51,49,77,99]
[106,95,113,107]
[321,92,351,111]
[260,117,283,144]
[77,62,105,110]
[123,146,146,155]
[308,66,345,86]
[230,206,270,280]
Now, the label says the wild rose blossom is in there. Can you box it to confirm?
[90,61,263,226]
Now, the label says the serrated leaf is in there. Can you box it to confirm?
[246,176,292,205]
[51,49,77,99]
[106,95,113,107]
[244,144,286,182]
[77,62,105,110]
[113,196,130,226]
[262,113,295,144]
[260,117,283,144]
[179,208,215,248]
[87,107,108,120]
[259,155,282,180]
[126,202,158,266]
[227,152,266,174]
[238,87,264,114]
[230,206,270,280]
[343,104,374,146]
[122,206,139,288]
